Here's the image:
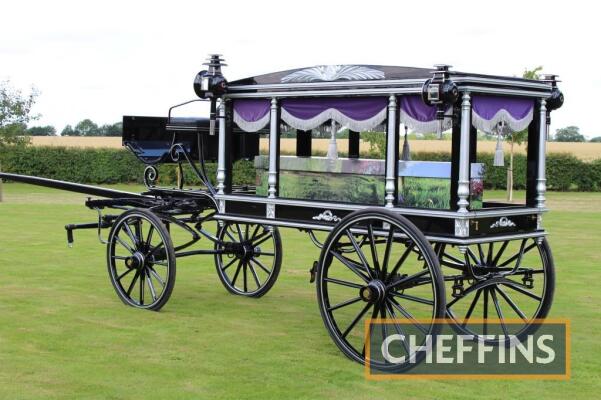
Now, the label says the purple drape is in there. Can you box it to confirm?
[400,96,437,122]
[399,95,452,133]
[280,97,387,121]
[234,99,270,122]
[471,95,534,133]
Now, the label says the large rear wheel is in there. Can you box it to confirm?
[316,209,446,369]
[436,237,555,343]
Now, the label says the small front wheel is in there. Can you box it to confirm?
[214,222,282,297]
[107,208,176,311]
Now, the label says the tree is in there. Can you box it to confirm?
[505,66,542,201]
[99,121,122,136]
[0,80,38,146]
[590,136,601,143]
[554,126,585,142]
[74,119,100,136]
[27,125,56,136]
[61,124,77,136]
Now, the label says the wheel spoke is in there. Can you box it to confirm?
[486,242,494,265]
[387,242,415,280]
[115,235,135,254]
[460,288,482,327]
[345,231,373,279]
[330,250,370,282]
[385,301,411,355]
[148,266,165,288]
[328,296,362,312]
[501,282,542,301]
[495,286,528,321]
[390,291,434,306]
[367,224,380,276]
[497,241,536,268]
[252,231,271,247]
[477,244,485,263]
[389,298,428,334]
[224,229,237,242]
[231,260,243,286]
[323,277,363,289]
[482,288,489,335]
[257,252,275,257]
[388,269,430,290]
[139,269,145,305]
[466,248,480,265]
[243,262,248,292]
[126,269,141,296]
[250,258,271,275]
[490,288,509,337]
[342,303,372,338]
[146,225,155,247]
[123,222,139,247]
[250,224,260,240]
[221,257,238,271]
[116,267,134,282]
[248,262,262,288]
[492,241,509,267]
[147,273,158,302]
[381,225,394,277]
[236,224,244,242]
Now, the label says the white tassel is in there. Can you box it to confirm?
[401,125,411,161]
[493,122,505,167]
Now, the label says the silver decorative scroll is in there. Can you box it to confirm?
[281,65,385,83]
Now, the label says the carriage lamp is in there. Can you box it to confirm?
[421,64,459,139]
[193,54,228,135]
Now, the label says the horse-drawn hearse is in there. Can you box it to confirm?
[1,55,563,368]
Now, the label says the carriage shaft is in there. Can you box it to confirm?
[0,173,147,199]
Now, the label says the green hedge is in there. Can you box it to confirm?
[1,145,600,191]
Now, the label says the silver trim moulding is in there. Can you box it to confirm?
[215,214,547,245]
[228,76,551,93]
[215,194,546,219]
[224,86,550,99]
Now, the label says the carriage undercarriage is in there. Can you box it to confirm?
[52,183,552,365]
[0,55,562,368]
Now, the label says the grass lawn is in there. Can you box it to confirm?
[1,183,600,399]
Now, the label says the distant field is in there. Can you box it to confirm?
[30,137,601,160]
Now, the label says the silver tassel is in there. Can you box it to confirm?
[493,122,505,167]
[437,119,443,139]
[401,125,411,161]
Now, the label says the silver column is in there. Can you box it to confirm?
[536,99,547,209]
[268,98,278,199]
[216,100,226,195]
[385,95,397,207]
[457,92,471,213]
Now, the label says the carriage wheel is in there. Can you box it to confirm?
[316,209,445,368]
[214,222,282,297]
[107,208,176,311]
[436,237,554,343]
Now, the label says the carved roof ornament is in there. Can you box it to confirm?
[281,65,385,83]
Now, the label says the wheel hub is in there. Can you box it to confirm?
[125,252,145,270]
[360,280,386,303]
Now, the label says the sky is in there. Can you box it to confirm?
[1,0,598,137]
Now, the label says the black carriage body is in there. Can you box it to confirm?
[204,64,556,245]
